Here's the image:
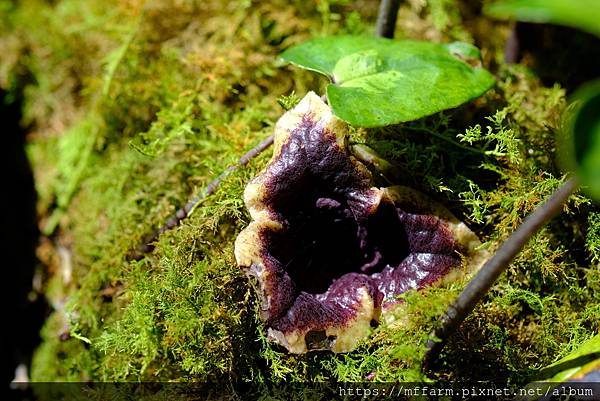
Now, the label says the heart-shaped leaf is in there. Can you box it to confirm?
[280,36,495,127]
[487,0,600,37]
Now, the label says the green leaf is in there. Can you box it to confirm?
[518,335,600,400]
[486,0,600,37]
[539,334,600,382]
[280,35,495,127]
[565,79,600,202]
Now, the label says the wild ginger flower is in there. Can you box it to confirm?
[235,92,487,353]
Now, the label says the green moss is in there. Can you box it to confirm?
[587,212,600,263]
[2,0,599,394]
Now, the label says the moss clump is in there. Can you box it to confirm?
[2,0,599,396]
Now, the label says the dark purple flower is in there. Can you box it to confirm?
[235,92,487,353]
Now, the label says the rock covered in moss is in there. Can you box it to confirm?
[235,92,487,353]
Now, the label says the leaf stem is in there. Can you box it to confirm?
[423,176,579,367]
[376,0,401,38]
[134,135,274,258]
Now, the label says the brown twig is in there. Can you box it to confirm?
[423,177,579,368]
[135,135,274,257]
[376,0,401,38]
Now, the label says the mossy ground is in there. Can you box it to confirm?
[1,0,599,398]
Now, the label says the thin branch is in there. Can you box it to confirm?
[423,177,579,367]
[376,0,401,38]
[135,135,274,258]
